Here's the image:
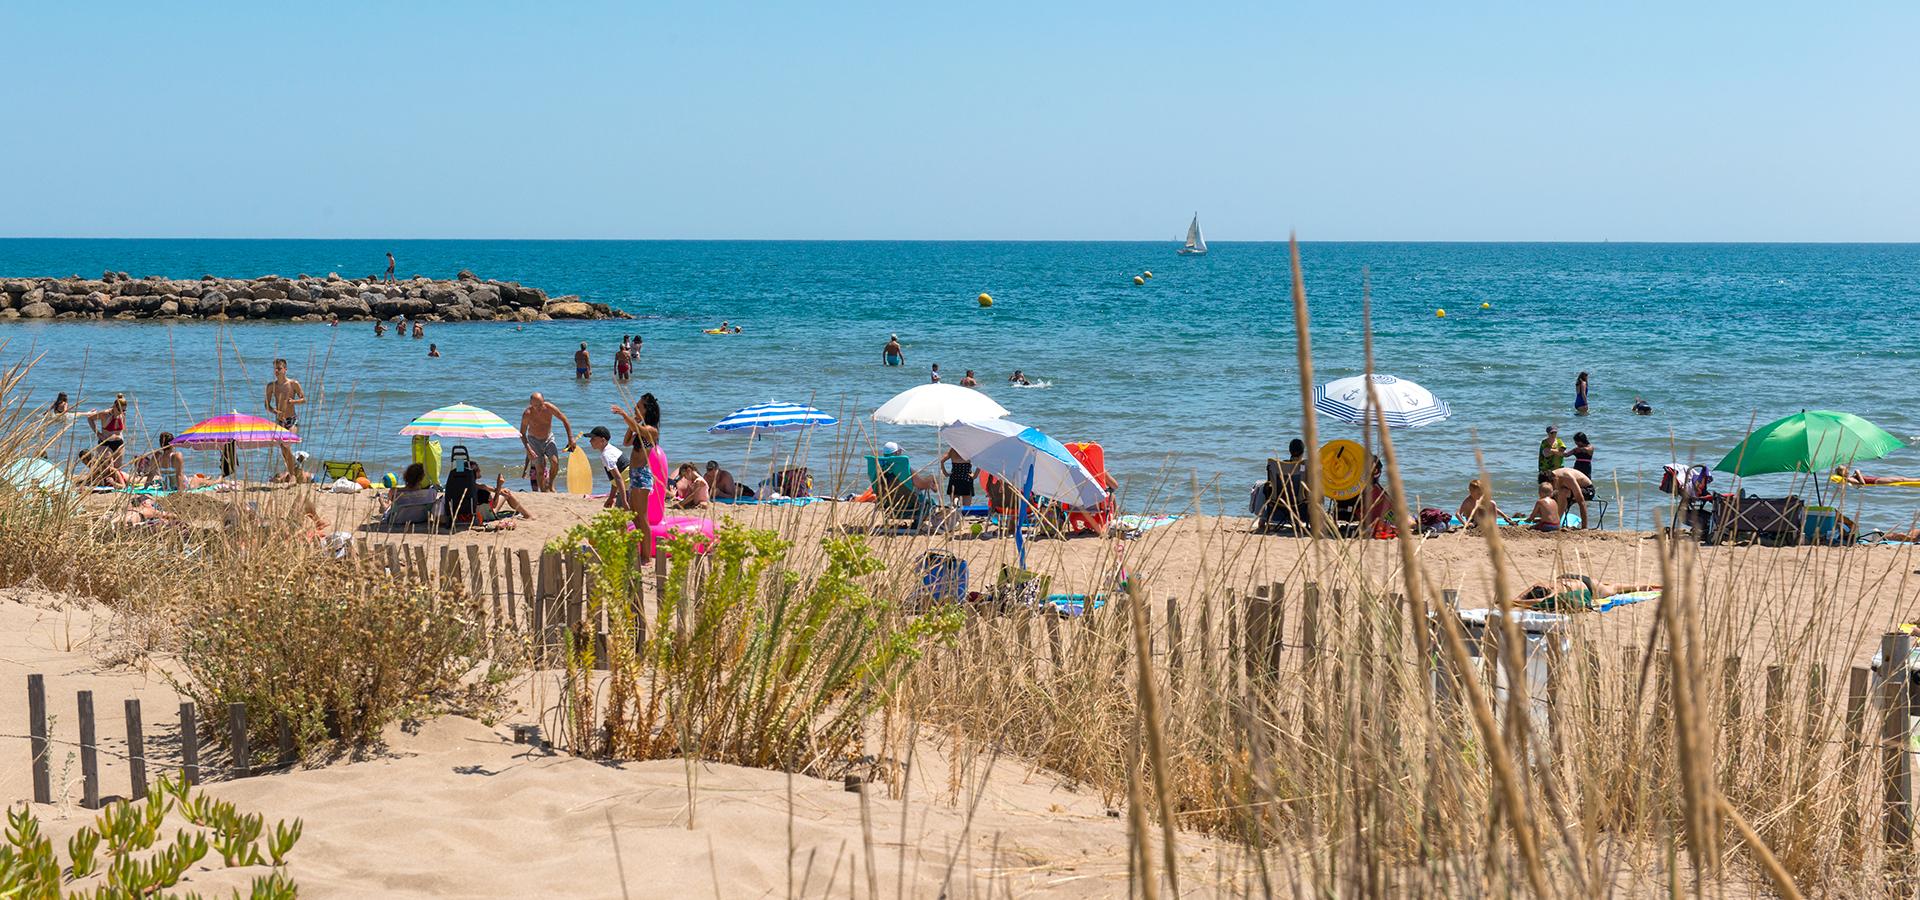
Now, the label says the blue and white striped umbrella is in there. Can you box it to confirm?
[1313,374,1452,430]
[708,402,838,435]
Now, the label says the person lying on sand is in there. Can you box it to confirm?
[1834,466,1918,485]
[118,496,178,527]
[1517,575,1661,611]
[1456,478,1505,527]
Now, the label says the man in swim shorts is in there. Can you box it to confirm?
[614,343,632,382]
[519,393,576,492]
[1546,466,1593,528]
[883,335,904,367]
[574,343,591,380]
[265,358,306,481]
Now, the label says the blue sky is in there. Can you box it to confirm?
[2,2,1914,240]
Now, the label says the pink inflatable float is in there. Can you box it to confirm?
[632,445,714,555]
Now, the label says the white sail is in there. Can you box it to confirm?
[1181,214,1207,254]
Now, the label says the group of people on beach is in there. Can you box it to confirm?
[883,334,1032,388]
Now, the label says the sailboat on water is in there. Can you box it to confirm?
[1178,213,1207,255]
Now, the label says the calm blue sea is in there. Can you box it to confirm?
[3,239,1917,530]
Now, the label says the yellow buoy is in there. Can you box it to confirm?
[1435,308,1447,318]
[978,293,993,307]
[1480,301,1490,309]
[1142,270,1153,279]
[1132,276,1145,285]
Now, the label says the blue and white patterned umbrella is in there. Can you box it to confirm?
[938,418,1107,508]
[1313,374,1452,430]
[708,402,838,435]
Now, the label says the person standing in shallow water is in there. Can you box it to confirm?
[574,343,591,380]
[883,335,904,367]
[1574,371,1590,416]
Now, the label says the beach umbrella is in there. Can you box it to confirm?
[1,457,69,492]
[1715,410,1905,477]
[400,403,519,440]
[873,384,1009,427]
[708,402,838,435]
[172,412,300,447]
[1312,374,1451,429]
[938,418,1107,509]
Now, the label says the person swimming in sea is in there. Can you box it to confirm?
[959,370,978,388]
[1632,396,1652,416]
[1008,369,1032,386]
[428,343,440,358]
[883,335,904,367]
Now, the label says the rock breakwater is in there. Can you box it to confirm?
[0,270,627,322]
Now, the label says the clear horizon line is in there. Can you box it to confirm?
[2,235,1918,246]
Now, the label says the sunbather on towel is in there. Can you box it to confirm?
[471,466,535,521]
[670,463,710,509]
[130,433,185,491]
[1834,466,1919,485]
[1517,575,1660,611]
[118,496,178,527]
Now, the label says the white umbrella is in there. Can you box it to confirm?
[1313,374,1451,429]
[873,384,1009,427]
[938,418,1107,508]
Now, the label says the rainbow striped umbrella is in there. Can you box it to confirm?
[400,403,519,440]
[173,411,300,447]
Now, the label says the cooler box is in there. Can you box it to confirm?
[1802,506,1840,543]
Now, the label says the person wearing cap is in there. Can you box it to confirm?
[1538,425,1566,479]
[883,335,904,367]
[586,426,628,509]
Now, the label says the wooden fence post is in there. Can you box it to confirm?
[125,698,147,801]
[1166,595,1185,694]
[1243,585,1269,683]
[27,674,50,804]
[77,690,100,809]
[1764,664,1787,770]
[1843,666,1872,857]
[1882,632,1914,853]
[1722,656,1745,767]
[228,703,250,779]
[180,702,199,786]
[1264,582,1286,682]
[276,716,296,767]
[1301,582,1322,661]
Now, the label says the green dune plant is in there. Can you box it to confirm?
[549,512,960,777]
[1,775,299,898]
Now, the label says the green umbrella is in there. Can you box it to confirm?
[1715,410,1906,477]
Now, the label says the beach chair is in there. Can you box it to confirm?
[1062,441,1117,535]
[380,487,443,531]
[323,460,367,482]
[874,470,935,532]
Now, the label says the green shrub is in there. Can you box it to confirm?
[550,513,958,776]
[174,561,482,752]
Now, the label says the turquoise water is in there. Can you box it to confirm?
[3,239,1917,530]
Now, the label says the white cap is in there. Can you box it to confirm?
[881,441,901,456]
[293,450,310,462]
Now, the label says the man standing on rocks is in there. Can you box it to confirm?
[519,393,576,493]
[385,252,397,284]
[265,358,306,480]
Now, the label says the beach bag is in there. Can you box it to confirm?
[1418,507,1452,532]
[412,435,443,486]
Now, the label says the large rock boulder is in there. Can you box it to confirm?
[20,302,54,319]
[322,295,372,318]
[544,300,595,319]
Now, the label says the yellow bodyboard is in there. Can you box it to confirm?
[566,446,593,495]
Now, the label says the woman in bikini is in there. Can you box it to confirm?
[1834,466,1918,485]
[1517,574,1661,611]
[87,394,129,467]
[611,393,662,561]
